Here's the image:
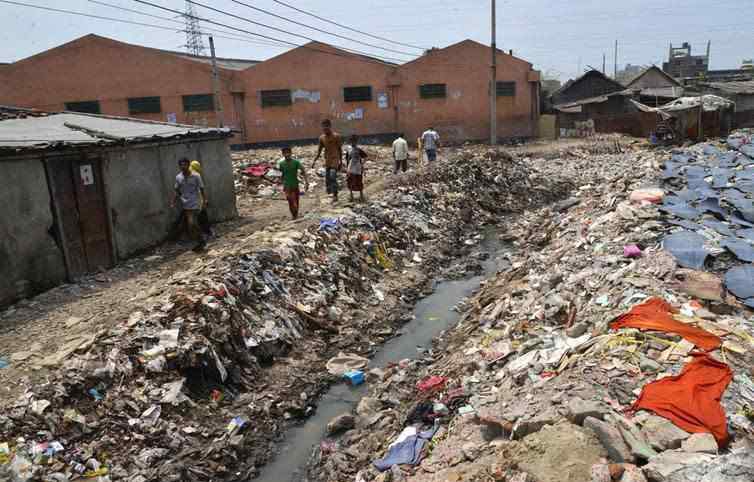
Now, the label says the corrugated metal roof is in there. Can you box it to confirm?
[708,80,754,95]
[170,53,260,71]
[0,111,231,153]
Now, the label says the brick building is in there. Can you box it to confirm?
[0,35,256,141]
[0,35,541,145]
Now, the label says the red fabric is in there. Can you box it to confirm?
[632,352,733,446]
[610,297,721,351]
[416,376,446,393]
[243,165,270,177]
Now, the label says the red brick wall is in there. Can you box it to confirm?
[396,41,539,143]
[0,35,245,140]
[241,42,398,143]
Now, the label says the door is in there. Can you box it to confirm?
[232,92,247,141]
[47,156,113,278]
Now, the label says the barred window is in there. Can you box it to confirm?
[128,96,162,114]
[65,100,101,114]
[419,83,447,99]
[496,81,516,97]
[182,94,214,112]
[343,86,372,102]
[260,89,292,107]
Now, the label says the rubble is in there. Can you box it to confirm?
[0,144,568,481]
[304,134,754,482]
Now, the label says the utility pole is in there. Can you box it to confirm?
[208,36,225,128]
[490,0,497,146]
[614,40,618,78]
[603,53,606,74]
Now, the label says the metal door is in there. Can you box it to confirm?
[46,157,113,278]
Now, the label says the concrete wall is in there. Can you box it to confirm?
[0,35,247,143]
[0,159,67,305]
[242,42,398,143]
[396,41,539,142]
[105,139,237,258]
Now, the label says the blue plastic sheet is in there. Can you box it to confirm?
[720,239,754,262]
[663,231,709,269]
[702,220,736,238]
[699,198,728,218]
[737,228,754,241]
[725,265,754,300]
[373,426,438,471]
[667,220,702,231]
[660,203,701,221]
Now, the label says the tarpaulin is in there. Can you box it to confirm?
[610,298,721,351]
[632,352,733,447]
[663,231,709,270]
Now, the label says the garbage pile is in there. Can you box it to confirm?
[0,146,570,482]
[306,140,754,482]
[660,131,754,308]
[232,145,398,198]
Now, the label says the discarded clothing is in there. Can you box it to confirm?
[243,165,270,177]
[720,239,754,262]
[373,425,437,471]
[319,218,340,233]
[611,298,721,351]
[632,352,733,447]
[325,352,368,376]
[416,375,447,393]
[663,231,709,270]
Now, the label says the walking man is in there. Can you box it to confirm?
[421,126,440,163]
[312,119,343,203]
[278,146,309,219]
[172,157,207,252]
[346,135,367,203]
[392,133,409,173]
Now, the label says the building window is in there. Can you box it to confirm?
[65,100,101,114]
[419,83,447,99]
[496,81,516,97]
[182,94,215,112]
[260,89,292,107]
[128,96,161,114]
[343,86,372,102]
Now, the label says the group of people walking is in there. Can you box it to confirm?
[171,120,441,249]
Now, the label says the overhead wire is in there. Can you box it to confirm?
[226,0,416,57]
[131,0,407,65]
[87,0,291,49]
[0,0,290,51]
[268,0,428,51]
[180,0,411,62]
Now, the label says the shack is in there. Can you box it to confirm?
[624,66,684,106]
[703,80,754,127]
[0,107,237,305]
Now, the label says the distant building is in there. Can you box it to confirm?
[550,70,625,106]
[662,42,710,79]
[616,64,646,84]
[625,66,684,106]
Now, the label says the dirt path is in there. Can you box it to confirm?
[0,159,389,405]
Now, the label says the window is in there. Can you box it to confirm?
[496,81,516,97]
[343,86,372,102]
[128,96,161,114]
[419,83,447,99]
[182,94,215,112]
[260,89,292,107]
[65,100,100,114]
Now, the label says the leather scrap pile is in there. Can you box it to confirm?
[0,146,568,482]
[307,136,754,482]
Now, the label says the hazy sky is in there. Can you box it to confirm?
[0,0,751,80]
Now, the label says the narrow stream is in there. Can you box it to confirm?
[255,232,508,482]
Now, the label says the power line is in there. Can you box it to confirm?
[132,0,406,65]
[87,0,290,49]
[269,0,427,51]
[0,0,292,52]
[183,0,206,55]
[226,0,415,57]
[181,0,411,62]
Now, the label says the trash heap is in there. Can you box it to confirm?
[659,130,754,308]
[0,146,569,482]
[232,145,398,198]
[307,140,754,482]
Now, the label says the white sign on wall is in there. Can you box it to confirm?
[377,93,389,109]
[80,164,94,185]
[167,113,177,123]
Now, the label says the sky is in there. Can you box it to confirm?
[0,0,752,81]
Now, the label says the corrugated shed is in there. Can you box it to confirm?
[0,111,231,153]
[708,81,754,95]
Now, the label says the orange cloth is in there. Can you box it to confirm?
[610,297,721,351]
[632,352,733,447]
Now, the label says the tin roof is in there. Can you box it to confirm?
[0,108,231,153]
